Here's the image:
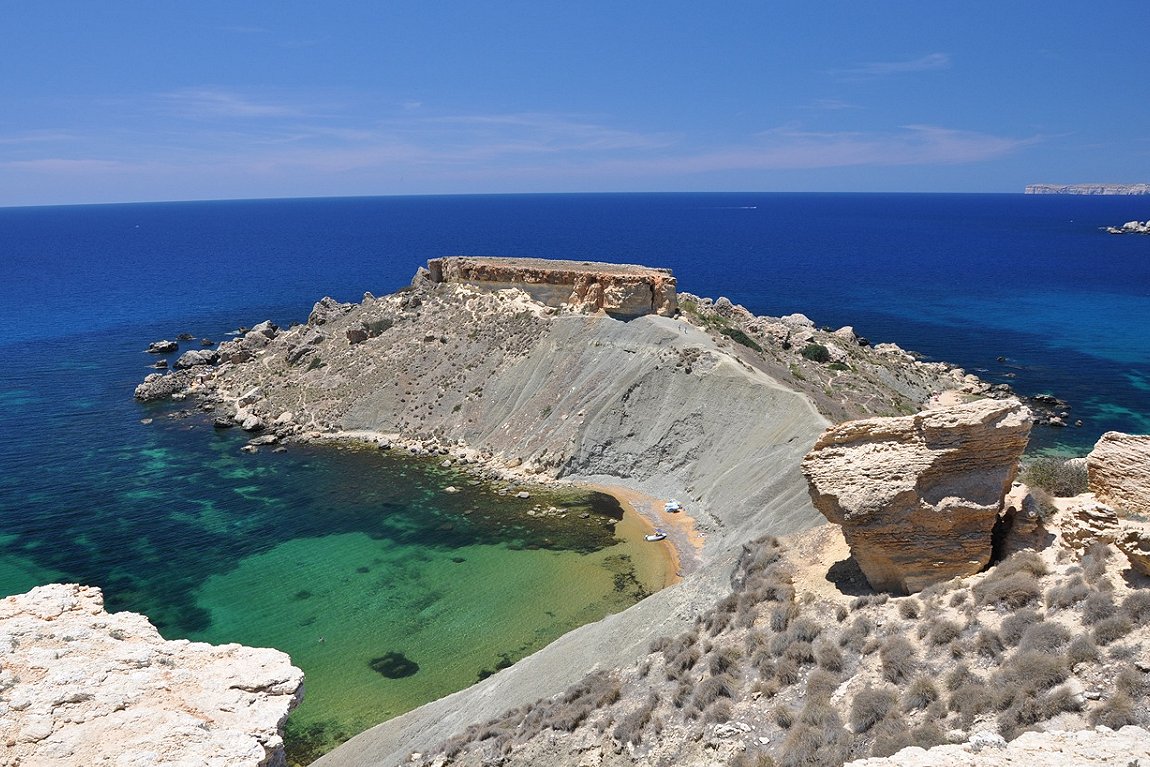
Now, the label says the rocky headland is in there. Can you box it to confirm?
[0,583,303,767]
[121,257,1150,766]
[1025,183,1150,195]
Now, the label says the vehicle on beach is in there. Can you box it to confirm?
[644,529,667,542]
[663,499,682,512]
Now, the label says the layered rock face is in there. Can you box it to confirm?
[802,399,1032,594]
[426,256,677,317]
[0,584,303,767]
[1087,431,1150,514]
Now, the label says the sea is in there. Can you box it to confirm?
[1,193,1148,761]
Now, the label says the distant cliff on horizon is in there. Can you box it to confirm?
[1026,183,1150,195]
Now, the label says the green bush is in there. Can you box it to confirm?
[1021,456,1088,497]
[720,326,763,352]
[800,343,831,363]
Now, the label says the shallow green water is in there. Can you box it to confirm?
[0,405,669,763]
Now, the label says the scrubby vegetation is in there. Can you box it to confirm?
[1021,455,1089,497]
[413,527,1150,767]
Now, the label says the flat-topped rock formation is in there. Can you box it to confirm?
[0,584,303,767]
[1026,183,1150,195]
[802,399,1032,594]
[425,256,677,317]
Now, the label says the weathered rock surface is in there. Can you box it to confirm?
[174,347,220,369]
[1087,431,1150,514]
[0,584,303,767]
[427,256,677,317]
[133,370,197,401]
[147,339,178,354]
[846,725,1150,766]
[1117,519,1150,576]
[802,399,1032,593]
[1057,495,1120,551]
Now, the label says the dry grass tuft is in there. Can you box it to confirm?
[879,636,918,684]
[850,686,898,733]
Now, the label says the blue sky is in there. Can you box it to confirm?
[3,2,1148,205]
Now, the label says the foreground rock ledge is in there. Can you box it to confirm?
[802,398,1031,594]
[0,584,303,767]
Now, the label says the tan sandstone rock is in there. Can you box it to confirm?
[426,257,677,317]
[802,399,1032,594]
[0,584,303,767]
[1087,431,1150,515]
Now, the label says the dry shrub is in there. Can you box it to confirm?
[975,550,1047,609]
[927,618,963,646]
[1068,634,1099,664]
[949,591,969,607]
[1018,621,1071,654]
[789,616,823,643]
[1082,591,1118,625]
[770,602,798,632]
[1093,614,1134,645]
[752,649,775,679]
[805,668,839,700]
[872,719,947,758]
[839,616,872,653]
[998,684,1083,740]
[850,686,898,733]
[975,628,1005,659]
[949,682,991,726]
[814,640,844,673]
[779,700,850,767]
[689,673,738,715]
[1117,667,1149,697]
[879,636,918,683]
[1000,650,1070,692]
[709,646,742,676]
[975,571,1042,609]
[784,640,815,666]
[731,748,775,767]
[1122,590,1150,625]
[1091,691,1139,729]
[903,676,939,711]
[1000,608,1042,646]
[775,705,795,729]
[898,599,921,620]
[774,657,800,687]
[704,698,734,724]
[611,691,658,745]
[945,662,980,692]
[544,672,621,731]
[1045,573,1089,609]
[1082,542,1112,583]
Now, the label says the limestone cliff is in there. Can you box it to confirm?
[0,584,303,767]
[426,256,677,318]
[1025,183,1150,195]
[802,399,1032,594]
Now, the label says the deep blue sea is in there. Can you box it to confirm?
[1,192,1148,760]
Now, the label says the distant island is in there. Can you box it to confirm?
[1025,183,1150,195]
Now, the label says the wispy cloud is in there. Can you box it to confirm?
[160,88,310,119]
[834,53,951,80]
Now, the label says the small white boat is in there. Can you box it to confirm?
[644,529,667,542]
[664,499,683,512]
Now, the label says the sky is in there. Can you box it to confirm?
[3,2,1149,206]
